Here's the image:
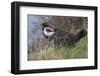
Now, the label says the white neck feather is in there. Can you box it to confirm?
[43,27,55,37]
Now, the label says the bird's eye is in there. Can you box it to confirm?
[46,28,52,32]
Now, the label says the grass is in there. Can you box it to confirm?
[28,35,88,60]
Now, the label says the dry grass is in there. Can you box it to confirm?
[28,36,88,60]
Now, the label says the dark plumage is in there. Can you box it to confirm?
[41,23,87,48]
[68,29,87,46]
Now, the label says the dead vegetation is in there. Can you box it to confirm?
[28,15,88,60]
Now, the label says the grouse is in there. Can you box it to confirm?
[42,23,55,39]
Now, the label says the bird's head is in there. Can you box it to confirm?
[41,23,55,38]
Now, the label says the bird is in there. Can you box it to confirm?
[42,23,55,39]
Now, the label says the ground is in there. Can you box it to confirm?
[28,35,88,60]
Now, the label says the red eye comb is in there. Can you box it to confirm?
[46,28,53,32]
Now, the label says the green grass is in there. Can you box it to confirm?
[28,35,88,60]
